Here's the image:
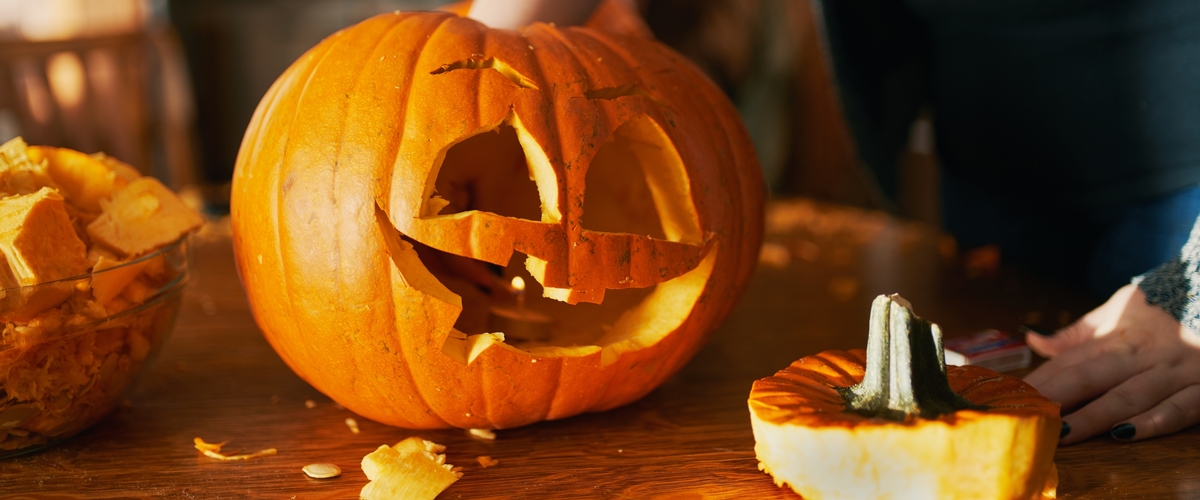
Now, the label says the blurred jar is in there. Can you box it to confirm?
[0,0,198,190]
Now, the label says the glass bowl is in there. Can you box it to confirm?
[0,236,190,458]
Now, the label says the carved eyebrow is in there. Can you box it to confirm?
[585,84,648,100]
[431,56,538,90]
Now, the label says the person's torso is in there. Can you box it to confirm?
[904,0,1200,206]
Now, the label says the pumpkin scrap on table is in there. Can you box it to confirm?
[231,9,764,430]
[468,428,496,440]
[361,437,462,500]
[302,463,342,479]
[193,437,277,461]
[749,294,1060,500]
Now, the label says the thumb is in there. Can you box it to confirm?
[1025,319,1098,358]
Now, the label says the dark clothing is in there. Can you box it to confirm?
[943,174,1200,297]
[815,0,1200,210]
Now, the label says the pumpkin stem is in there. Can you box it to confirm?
[840,294,983,421]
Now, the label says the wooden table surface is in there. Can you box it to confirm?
[5,198,1198,499]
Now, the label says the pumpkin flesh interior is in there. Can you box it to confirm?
[388,113,712,362]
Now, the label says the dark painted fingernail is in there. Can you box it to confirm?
[1111,423,1136,440]
[1060,421,1070,438]
[1021,324,1056,337]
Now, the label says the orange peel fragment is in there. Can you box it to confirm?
[193,437,277,461]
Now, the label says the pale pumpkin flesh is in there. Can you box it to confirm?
[360,437,461,500]
[0,187,91,321]
[231,11,763,429]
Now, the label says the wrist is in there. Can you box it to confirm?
[468,0,604,29]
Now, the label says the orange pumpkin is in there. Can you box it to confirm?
[231,11,763,429]
[750,295,1060,499]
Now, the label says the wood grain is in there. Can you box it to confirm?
[3,199,1197,499]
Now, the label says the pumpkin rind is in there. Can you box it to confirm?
[231,12,763,429]
[749,296,1060,500]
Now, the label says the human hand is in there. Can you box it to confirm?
[1024,284,1200,444]
[468,0,603,29]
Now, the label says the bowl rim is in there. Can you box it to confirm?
[1,235,190,294]
[0,236,191,346]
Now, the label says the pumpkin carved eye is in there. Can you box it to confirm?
[430,121,541,222]
[581,113,701,245]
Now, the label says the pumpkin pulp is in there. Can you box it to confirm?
[841,294,985,421]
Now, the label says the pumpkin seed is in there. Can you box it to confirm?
[302,463,342,479]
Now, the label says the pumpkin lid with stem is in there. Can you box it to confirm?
[751,294,1059,427]
[749,294,1062,499]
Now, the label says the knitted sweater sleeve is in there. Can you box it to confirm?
[1134,217,1200,334]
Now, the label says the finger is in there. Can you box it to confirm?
[1110,384,1200,442]
[1026,315,1102,359]
[1024,334,1105,393]
[1058,368,1177,445]
[1025,345,1143,410]
[1027,284,1140,358]
[1023,325,1143,391]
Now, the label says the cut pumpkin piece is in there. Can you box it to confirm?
[90,255,151,304]
[87,177,204,257]
[0,186,90,320]
[0,137,57,196]
[89,152,142,183]
[361,437,461,500]
[28,145,131,213]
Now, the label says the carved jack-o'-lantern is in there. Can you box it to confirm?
[231,10,763,429]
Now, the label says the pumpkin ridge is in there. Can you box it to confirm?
[376,206,453,428]
[387,13,462,221]
[713,105,758,303]
[657,51,733,275]
[806,351,861,385]
[281,14,399,383]
[534,356,563,422]
[233,34,326,395]
[691,32,763,298]
[529,24,613,297]
[298,12,451,424]
[567,27,647,89]
[560,27,651,174]
[269,18,352,379]
[328,19,383,308]
[563,28,717,305]
[471,23,488,158]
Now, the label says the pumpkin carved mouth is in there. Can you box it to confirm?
[378,109,716,365]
